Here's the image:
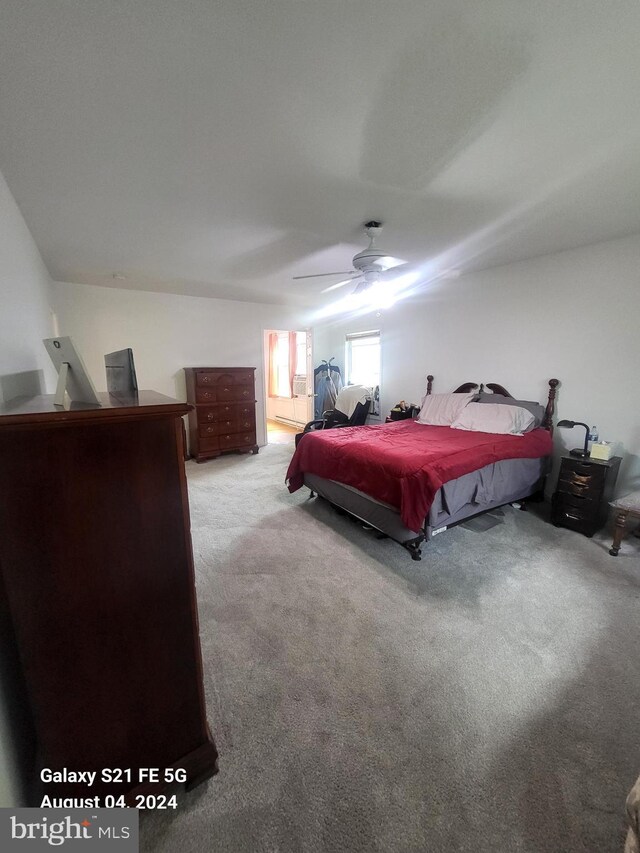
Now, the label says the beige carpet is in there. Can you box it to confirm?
[140,443,640,852]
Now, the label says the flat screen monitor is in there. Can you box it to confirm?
[43,337,102,406]
[104,348,138,396]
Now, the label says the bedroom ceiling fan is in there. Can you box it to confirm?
[293,222,411,295]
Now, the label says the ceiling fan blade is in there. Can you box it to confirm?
[321,277,361,293]
[372,255,406,270]
[292,271,356,281]
[378,262,417,281]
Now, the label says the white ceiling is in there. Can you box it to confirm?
[1,0,640,305]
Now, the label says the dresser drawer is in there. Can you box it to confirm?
[195,370,254,387]
[198,435,220,452]
[218,431,256,450]
[198,405,222,423]
[195,387,217,404]
[199,419,239,437]
[234,370,254,386]
[235,415,254,431]
[195,371,235,388]
[209,402,239,418]
[217,384,254,403]
[197,403,255,421]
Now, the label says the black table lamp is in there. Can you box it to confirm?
[557,419,590,458]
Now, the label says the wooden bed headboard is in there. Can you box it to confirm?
[424,375,560,433]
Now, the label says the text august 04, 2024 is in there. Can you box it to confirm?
[38,767,187,810]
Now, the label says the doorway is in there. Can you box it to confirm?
[263,328,313,445]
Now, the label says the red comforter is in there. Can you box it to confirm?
[286,420,553,532]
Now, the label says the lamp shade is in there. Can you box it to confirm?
[557,419,590,458]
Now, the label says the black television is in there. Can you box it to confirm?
[104,348,138,397]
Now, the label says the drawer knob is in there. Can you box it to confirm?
[226,435,230,439]
[202,376,210,383]
[207,427,213,433]
[207,413,214,421]
[242,390,248,396]
[223,387,229,392]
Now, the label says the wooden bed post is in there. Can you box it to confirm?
[543,378,560,434]
[426,375,434,396]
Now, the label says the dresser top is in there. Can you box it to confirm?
[0,391,190,427]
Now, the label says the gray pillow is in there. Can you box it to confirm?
[476,393,545,430]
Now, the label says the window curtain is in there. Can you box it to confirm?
[288,331,297,397]
[268,332,279,397]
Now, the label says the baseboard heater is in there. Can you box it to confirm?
[275,416,306,428]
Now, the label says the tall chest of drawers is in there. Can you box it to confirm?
[551,454,621,537]
[185,367,259,462]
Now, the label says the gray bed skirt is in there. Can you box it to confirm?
[304,456,548,546]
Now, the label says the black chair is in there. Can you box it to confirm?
[295,386,371,447]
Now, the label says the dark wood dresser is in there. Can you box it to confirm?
[184,367,259,462]
[551,454,622,537]
[0,392,218,805]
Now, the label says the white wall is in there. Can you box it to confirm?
[0,169,54,807]
[0,172,54,403]
[52,282,310,447]
[314,233,640,495]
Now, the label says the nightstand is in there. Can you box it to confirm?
[386,408,419,423]
[551,454,622,537]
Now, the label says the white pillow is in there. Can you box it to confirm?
[416,392,476,426]
[450,402,535,435]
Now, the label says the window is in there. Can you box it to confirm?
[345,330,381,415]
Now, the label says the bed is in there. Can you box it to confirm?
[286,376,559,560]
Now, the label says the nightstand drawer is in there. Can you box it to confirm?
[552,492,599,520]
[552,506,594,534]
[559,463,606,489]
[556,475,602,499]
